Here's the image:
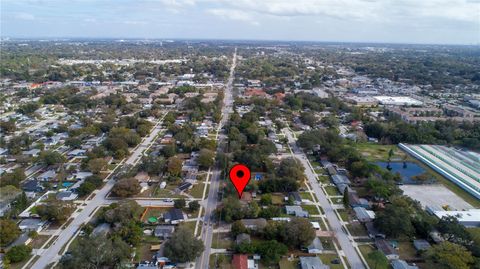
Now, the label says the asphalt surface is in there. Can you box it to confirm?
[29,113,168,269]
[195,48,236,269]
[283,129,366,269]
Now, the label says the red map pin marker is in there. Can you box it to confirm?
[229,164,251,199]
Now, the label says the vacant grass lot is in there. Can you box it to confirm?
[319,253,344,269]
[211,232,233,249]
[355,143,406,162]
[190,182,208,198]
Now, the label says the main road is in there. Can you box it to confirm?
[28,112,168,269]
[283,128,366,269]
[195,48,237,269]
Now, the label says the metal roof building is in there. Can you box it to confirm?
[399,143,480,200]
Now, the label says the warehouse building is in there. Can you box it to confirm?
[399,143,480,200]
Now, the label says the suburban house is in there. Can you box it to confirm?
[307,237,324,254]
[154,225,175,239]
[37,170,56,181]
[299,256,329,269]
[22,180,44,193]
[163,208,185,224]
[288,192,302,205]
[391,259,419,269]
[413,239,431,252]
[375,239,399,260]
[56,191,78,201]
[285,205,309,218]
[231,254,257,269]
[353,207,375,223]
[18,218,47,233]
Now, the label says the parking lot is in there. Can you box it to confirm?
[401,184,474,210]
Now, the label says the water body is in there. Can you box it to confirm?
[375,161,430,184]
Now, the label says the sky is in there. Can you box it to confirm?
[1,0,480,45]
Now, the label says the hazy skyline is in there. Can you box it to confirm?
[1,0,480,45]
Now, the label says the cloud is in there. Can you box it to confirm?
[207,8,259,25]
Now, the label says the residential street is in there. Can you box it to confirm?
[283,128,366,269]
[195,48,237,269]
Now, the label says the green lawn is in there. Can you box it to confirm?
[398,241,417,260]
[190,182,208,198]
[180,221,197,234]
[320,237,335,250]
[359,244,389,269]
[29,235,51,249]
[319,254,343,269]
[336,209,350,222]
[279,258,298,269]
[355,143,406,162]
[302,205,321,215]
[211,232,233,249]
[141,207,171,222]
[318,175,330,183]
[271,193,286,205]
[300,192,312,200]
[325,186,340,196]
[346,223,368,237]
[151,186,186,198]
[209,254,233,269]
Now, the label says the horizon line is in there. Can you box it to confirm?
[1,36,479,47]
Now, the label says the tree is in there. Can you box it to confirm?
[0,168,26,187]
[140,156,165,175]
[188,200,200,212]
[174,198,186,209]
[255,240,288,264]
[111,178,141,198]
[59,235,131,269]
[260,194,272,205]
[282,218,315,248]
[374,204,414,238]
[38,150,66,165]
[367,250,388,269]
[36,201,74,224]
[167,157,183,176]
[0,219,21,246]
[231,220,248,237]
[164,226,204,263]
[277,158,304,181]
[65,137,82,149]
[437,216,472,246]
[76,181,96,197]
[343,187,350,208]
[102,200,142,224]
[0,119,16,134]
[300,112,316,127]
[115,220,143,246]
[217,196,244,222]
[198,149,215,169]
[88,158,107,174]
[5,244,31,263]
[424,242,474,269]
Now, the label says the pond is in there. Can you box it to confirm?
[375,161,433,184]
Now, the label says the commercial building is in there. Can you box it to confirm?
[399,144,480,200]
[432,209,480,227]
[374,96,423,106]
